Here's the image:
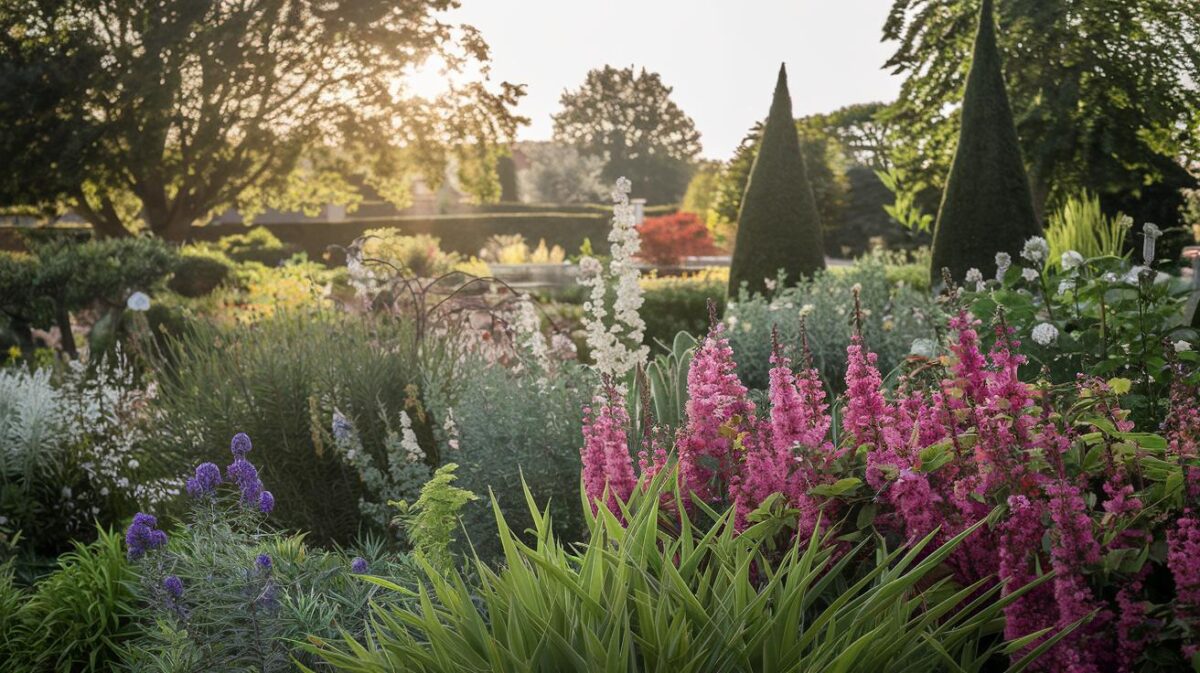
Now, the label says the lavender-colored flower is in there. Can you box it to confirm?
[331,411,353,441]
[125,512,168,560]
[226,458,263,506]
[230,432,253,458]
[258,490,275,514]
[126,291,151,312]
[256,554,272,572]
[163,575,184,598]
[185,462,222,498]
[350,557,369,574]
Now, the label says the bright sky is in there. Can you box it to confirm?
[439,0,903,161]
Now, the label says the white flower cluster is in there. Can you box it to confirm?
[1061,250,1084,270]
[965,267,985,292]
[399,410,424,463]
[995,252,1012,281]
[0,349,177,536]
[441,407,460,451]
[578,177,649,381]
[330,409,432,532]
[1021,237,1050,265]
[514,294,551,374]
[1031,322,1059,346]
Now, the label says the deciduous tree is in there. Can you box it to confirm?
[552,66,701,204]
[0,0,525,239]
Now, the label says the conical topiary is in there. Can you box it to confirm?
[929,0,1040,284]
[497,153,519,203]
[728,64,825,297]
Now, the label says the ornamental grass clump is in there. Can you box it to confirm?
[582,286,1200,670]
[304,470,1064,673]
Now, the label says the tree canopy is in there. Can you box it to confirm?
[883,0,1200,224]
[0,0,525,239]
[552,65,701,204]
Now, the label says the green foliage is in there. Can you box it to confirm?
[712,115,852,253]
[929,0,1041,285]
[1,527,138,672]
[148,313,436,544]
[679,162,722,222]
[428,355,591,565]
[122,478,416,672]
[168,247,235,298]
[639,270,727,349]
[633,330,697,436]
[390,463,478,574]
[729,65,827,297]
[727,252,941,391]
[0,0,523,238]
[330,404,435,535]
[360,230,471,278]
[304,472,1056,673]
[514,142,608,204]
[1,357,159,556]
[1045,192,1131,270]
[0,236,177,356]
[552,65,701,204]
[883,0,1200,228]
[964,248,1198,428]
[877,166,934,234]
[214,226,301,266]
[496,154,520,203]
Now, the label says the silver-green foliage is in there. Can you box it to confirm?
[304,472,1066,673]
[726,252,942,390]
[0,367,69,483]
[123,492,416,672]
[428,354,591,564]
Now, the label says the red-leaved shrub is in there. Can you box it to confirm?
[637,212,719,266]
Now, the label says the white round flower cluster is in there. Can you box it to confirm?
[964,267,985,291]
[994,252,1012,281]
[1061,250,1084,270]
[1031,322,1059,346]
[1021,237,1050,265]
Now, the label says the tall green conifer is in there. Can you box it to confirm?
[930,0,1040,284]
[728,64,825,297]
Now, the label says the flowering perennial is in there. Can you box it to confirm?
[579,296,1200,669]
[578,177,648,382]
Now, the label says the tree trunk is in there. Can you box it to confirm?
[1029,172,1050,227]
[157,214,195,243]
[72,190,131,238]
[55,304,78,359]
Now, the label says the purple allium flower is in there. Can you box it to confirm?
[350,557,368,574]
[258,490,275,514]
[125,512,168,560]
[185,462,222,498]
[163,575,184,598]
[226,458,263,506]
[230,432,252,458]
[256,553,272,572]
